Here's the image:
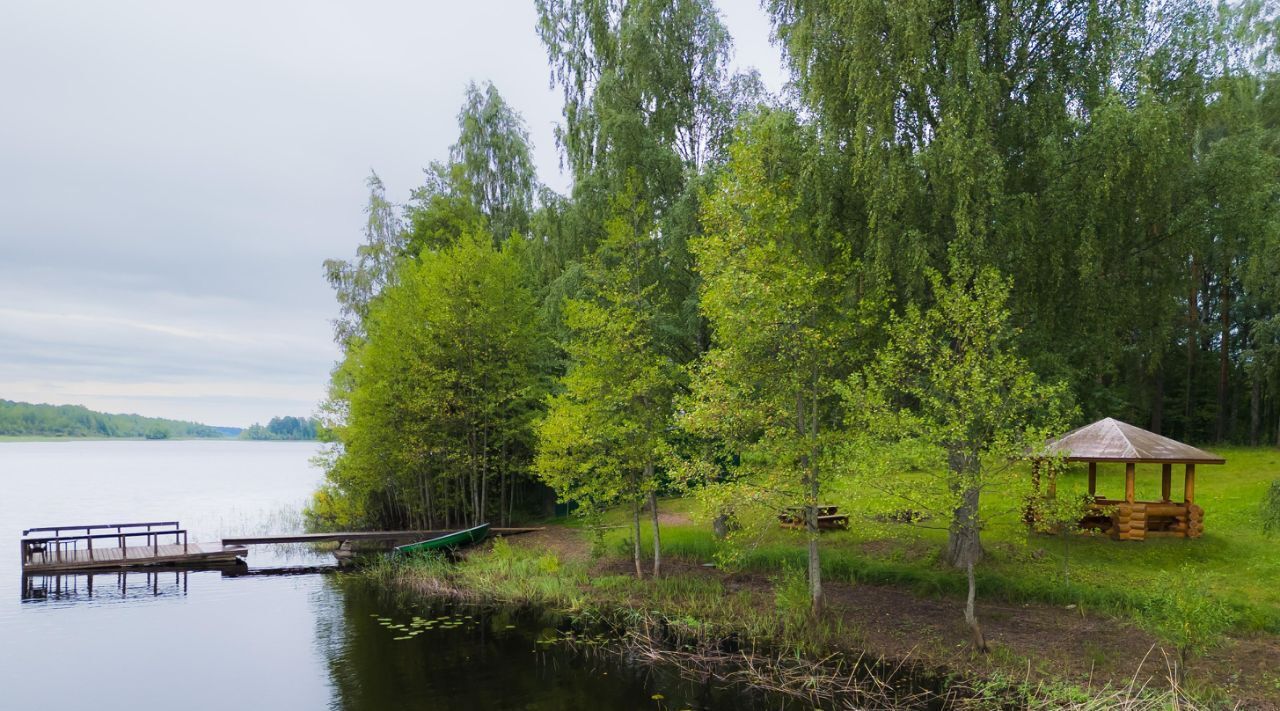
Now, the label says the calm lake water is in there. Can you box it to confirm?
[0,440,780,710]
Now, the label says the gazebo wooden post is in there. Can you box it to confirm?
[1087,462,1097,497]
[1184,463,1196,503]
[1124,462,1136,503]
[1046,462,1057,499]
[1161,463,1172,501]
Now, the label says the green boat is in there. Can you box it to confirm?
[394,523,490,555]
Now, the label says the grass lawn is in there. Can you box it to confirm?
[593,446,1280,634]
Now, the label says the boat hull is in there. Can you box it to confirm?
[394,523,490,555]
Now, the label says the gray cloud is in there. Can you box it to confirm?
[0,0,786,426]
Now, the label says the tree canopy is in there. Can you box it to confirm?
[310,1,1280,617]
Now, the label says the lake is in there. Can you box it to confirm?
[0,440,782,710]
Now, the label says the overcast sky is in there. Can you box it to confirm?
[0,1,787,428]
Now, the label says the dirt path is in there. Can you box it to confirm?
[503,523,1280,708]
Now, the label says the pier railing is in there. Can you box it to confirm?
[21,522,188,565]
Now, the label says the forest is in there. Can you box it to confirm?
[0,399,230,439]
[238,416,322,441]
[308,0,1280,614]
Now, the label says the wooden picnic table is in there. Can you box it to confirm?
[782,505,841,517]
[778,505,849,530]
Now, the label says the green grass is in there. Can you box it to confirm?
[602,447,1280,634]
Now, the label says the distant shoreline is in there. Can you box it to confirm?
[0,435,319,443]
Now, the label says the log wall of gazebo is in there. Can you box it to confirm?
[1032,418,1224,541]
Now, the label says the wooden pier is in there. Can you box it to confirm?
[220,527,541,547]
[21,522,247,574]
[20,522,541,574]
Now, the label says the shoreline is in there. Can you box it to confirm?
[0,436,321,442]
[370,525,1280,709]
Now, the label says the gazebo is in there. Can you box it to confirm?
[1031,418,1225,541]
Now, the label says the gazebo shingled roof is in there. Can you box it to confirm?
[1045,417,1224,464]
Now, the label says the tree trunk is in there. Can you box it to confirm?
[965,561,988,653]
[1151,366,1164,434]
[508,470,517,524]
[807,529,822,617]
[476,425,483,520]
[1251,376,1261,447]
[1217,278,1231,442]
[944,460,983,567]
[1185,258,1200,431]
[712,514,729,539]
[498,465,506,528]
[648,484,662,578]
[632,500,643,579]
[806,459,823,617]
[807,369,823,617]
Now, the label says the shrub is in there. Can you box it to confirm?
[1140,564,1237,682]
[1263,480,1280,535]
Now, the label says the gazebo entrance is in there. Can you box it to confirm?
[1030,418,1225,541]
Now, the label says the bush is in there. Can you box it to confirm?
[1140,564,1237,682]
[1263,480,1280,535]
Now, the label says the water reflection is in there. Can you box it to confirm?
[21,570,190,602]
[319,576,790,711]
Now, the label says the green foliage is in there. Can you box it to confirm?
[1263,480,1280,534]
[239,416,320,441]
[312,232,549,530]
[771,563,810,626]
[843,263,1072,649]
[532,0,754,388]
[317,4,1280,621]
[767,0,1280,442]
[449,81,538,242]
[0,399,228,439]
[1034,489,1104,585]
[535,186,680,516]
[683,108,881,610]
[323,172,406,348]
[845,264,1074,563]
[1140,565,1238,677]
[534,184,682,576]
[535,0,737,197]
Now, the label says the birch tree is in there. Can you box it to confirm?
[845,263,1071,650]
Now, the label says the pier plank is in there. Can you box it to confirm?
[22,541,247,574]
